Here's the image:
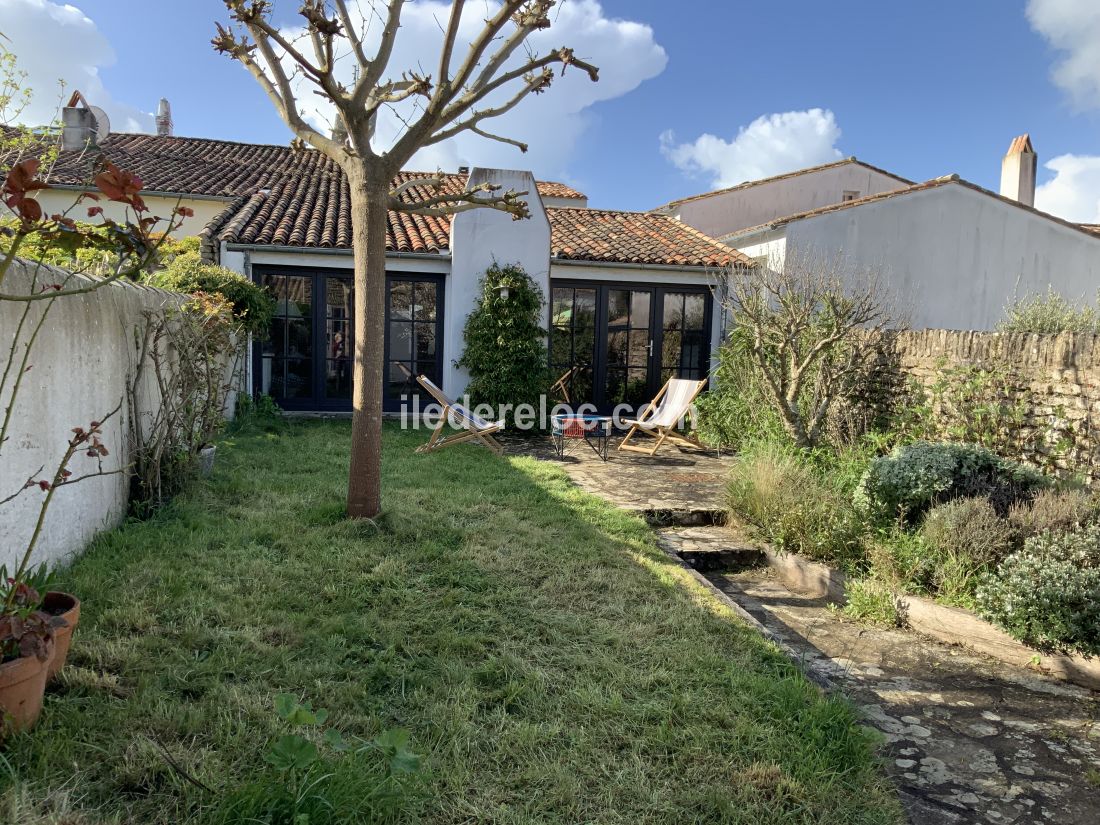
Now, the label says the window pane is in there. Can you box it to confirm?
[326,360,352,398]
[326,278,352,317]
[389,280,413,318]
[608,290,630,326]
[607,330,628,367]
[285,359,312,398]
[575,289,596,324]
[662,330,682,368]
[630,291,650,326]
[684,293,705,329]
[550,326,572,365]
[415,325,436,360]
[286,318,312,358]
[628,330,650,367]
[388,361,415,397]
[414,282,437,321]
[551,288,573,325]
[389,321,413,361]
[663,294,685,328]
[625,368,649,407]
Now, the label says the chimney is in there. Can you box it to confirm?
[61,91,97,150]
[1000,134,1036,207]
[156,98,173,137]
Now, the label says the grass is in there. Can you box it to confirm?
[2,420,903,824]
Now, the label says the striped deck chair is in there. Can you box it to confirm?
[415,375,505,455]
[618,377,708,456]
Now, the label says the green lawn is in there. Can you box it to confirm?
[2,420,902,824]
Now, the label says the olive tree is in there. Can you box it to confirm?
[214,0,598,518]
[718,247,898,449]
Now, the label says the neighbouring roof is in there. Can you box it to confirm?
[1080,224,1100,236]
[43,132,586,201]
[203,177,746,268]
[724,175,1100,243]
[653,157,913,212]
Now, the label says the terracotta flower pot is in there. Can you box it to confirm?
[43,591,80,681]
[0,652,49,733]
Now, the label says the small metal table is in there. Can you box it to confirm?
[551,414,612,461]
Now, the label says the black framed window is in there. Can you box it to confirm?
[260,272,313,401]
[384,275,444,411]
[659,291,708,384]
[549,285,596,403]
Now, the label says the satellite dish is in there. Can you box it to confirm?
[89,105,111,139]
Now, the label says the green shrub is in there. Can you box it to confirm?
[853,441,1046,522]
[841,579,899,627]
[998,286,1100,334]
[866,529,935,596]
[145,251,275,335]
[457,263,549,426]
[917,497,1014,605]
[694,332,786,450]
[977,525,1100,657]
[1008,487,1100,543]
[728,444,867,568]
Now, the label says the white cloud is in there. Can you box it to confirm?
[1027,0,1100,110]
[1,0,153,132]
[1035,153,1100,222]
[659,109,843,188]
[276,0,666,177]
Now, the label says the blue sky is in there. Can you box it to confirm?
[5,1,1100,218]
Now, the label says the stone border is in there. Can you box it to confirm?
[758,546,1100,693]
[762,549,847,604]
[896,595,1100,692]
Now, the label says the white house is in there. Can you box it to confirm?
[652,158,911,246]
[35,104,746,415]
[663,137,1100,331]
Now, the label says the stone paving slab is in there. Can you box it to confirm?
[501,432,736,524]
[658,526,1100,825]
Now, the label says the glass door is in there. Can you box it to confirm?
[549,285,597,404]
[259,271,314,404]
[384,275,444,411]
[658,291,709,384]
[604,287,655,409]
[323,276,353,401]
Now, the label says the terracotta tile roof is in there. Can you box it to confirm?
[204,182,748,268]
[44,132,586,201]
[725,175,1100,243]
[548,207,746,267]
[1080,224,1100,236]
[654,157,913,211]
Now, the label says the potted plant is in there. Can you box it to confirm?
[0,578,65,733]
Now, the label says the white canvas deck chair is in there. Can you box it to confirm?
[415,375,505,455]
[618,377,708,456]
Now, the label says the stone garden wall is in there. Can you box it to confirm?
[886,330,1100,482]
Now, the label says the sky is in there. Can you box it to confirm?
[2,0,1099,220]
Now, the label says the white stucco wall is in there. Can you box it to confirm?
[751,183,1100,331]
[447,168,551,396]
[668,162,906,241]
[33,188,228,238]
[0,259,185,570]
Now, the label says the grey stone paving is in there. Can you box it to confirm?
[660,526,1100,825]
[500,432,736,524]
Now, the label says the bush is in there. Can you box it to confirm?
[1009,487,1100,543]
[998,286,1100,334]
[728,444,866,568]
[916,497,1014,605]
[457,263,549,426]
[977,525,1100,657]
[841,579,899,627]
[694,333,786,450]
[853,441,1046,522]
[145,252,275,335]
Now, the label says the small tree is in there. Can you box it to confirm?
[458,262,548,425]
[718,248,897,449]
[214,0,599,518]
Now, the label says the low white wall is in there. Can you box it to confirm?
[0,259,185,570]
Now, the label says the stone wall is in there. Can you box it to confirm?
[887,329,1100,480]
[0,258,241,571]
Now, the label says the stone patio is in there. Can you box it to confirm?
[501,432,736,525]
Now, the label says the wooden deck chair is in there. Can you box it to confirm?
[414,375,505,455]
[549,364,580,403]
[618,377,709,456]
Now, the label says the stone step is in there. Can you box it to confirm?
[656,525,765,572]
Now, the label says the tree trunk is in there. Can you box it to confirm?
[346,164,390,519]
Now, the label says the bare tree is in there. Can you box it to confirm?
[718,247,898,449]
[214,0,598,518]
